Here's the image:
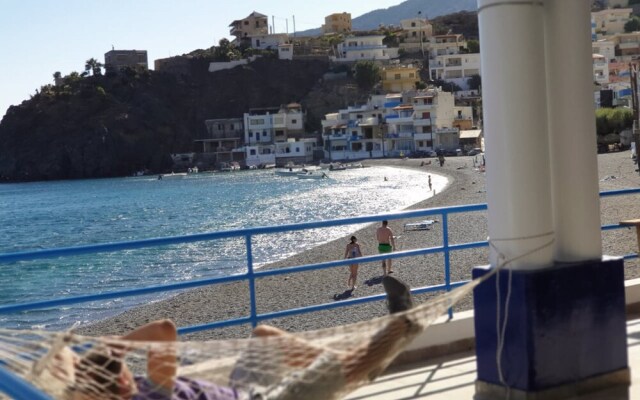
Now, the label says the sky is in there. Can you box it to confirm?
[0,0,402,119]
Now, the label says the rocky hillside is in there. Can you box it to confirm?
[0,58,347,182]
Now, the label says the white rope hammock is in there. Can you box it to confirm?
[0,275,485,400]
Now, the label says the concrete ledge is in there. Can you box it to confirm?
[392,278,640,367]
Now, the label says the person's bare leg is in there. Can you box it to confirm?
[343,276,416,384]
[252,325,323,368]
[121,319,177,390]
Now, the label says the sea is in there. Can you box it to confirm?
[0,166,447,331]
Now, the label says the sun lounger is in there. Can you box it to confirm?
[404,219,438,231]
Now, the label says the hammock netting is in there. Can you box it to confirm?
[0,277,482,400]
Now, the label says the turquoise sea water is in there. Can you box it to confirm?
[0,166,447,330]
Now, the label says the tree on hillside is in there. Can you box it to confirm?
[467,39,480,53]
[595,107,633,135]
[214,39,241,61]
[468,74,481,91]
[353,60,380,90]
[84,58,103,76]
[625,16,640,33]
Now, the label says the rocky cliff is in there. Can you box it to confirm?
[0,58,348,182]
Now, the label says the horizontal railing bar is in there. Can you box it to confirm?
[177,280,471,334]
[598,187,640,197]
[0,204,488,264]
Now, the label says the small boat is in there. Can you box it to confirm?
[297,171,328,180]
[344,162,364,169]
[328,163,347,171]
[160,172,188,179]
[275,168,305,176]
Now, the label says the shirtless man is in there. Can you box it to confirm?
[376,220,396,275]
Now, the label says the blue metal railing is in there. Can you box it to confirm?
[1,188,640,400]
[2,189,640,334]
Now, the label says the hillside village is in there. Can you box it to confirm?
[148,2,640,170]
[3,1,640,179]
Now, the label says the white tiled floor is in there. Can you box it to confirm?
[347,316,640,399]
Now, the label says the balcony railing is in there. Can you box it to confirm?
[1,189,640,398]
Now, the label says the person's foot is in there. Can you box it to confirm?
[382,276,413,314]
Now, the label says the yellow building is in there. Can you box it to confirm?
[382,65,420,92]
[322,12,352,34]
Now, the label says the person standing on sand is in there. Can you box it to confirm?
[344,236,362,290]
[428,175,432,191]
[376,220,396,275]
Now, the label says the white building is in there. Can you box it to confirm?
[593,54,610,85]
[243,104,306,167]
[321,88,469,160]
[250,34,289,50]
[429,53,481,90]
[592,40,616,62]
[428,34,467,58]
[278,43,293,60]
[399,17,433,54]
[332,35,398,62]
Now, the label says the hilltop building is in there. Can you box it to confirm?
[429,53,481,91]
[322,13,352,34]
[591,7,632,36]
[332,35,398,62]
[399,17,433,55]
[104,49,148,71]
[229,11,269,43]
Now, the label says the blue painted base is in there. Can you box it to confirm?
[472,257,628,392]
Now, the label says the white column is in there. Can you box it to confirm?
[478,0,554,270]
[544,0,603,262]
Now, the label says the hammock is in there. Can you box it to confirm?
[0,275,486,400]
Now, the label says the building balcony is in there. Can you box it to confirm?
[414,118,432,127]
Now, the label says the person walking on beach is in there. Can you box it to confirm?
[376,220,396,275]
[428,175,432,191]
[344,236,362,290]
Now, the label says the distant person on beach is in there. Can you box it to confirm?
[376,220,396,275]
[438,154,445,167]
[344,236,362,290]
[428,175,432,191]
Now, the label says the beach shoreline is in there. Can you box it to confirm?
[78,151,640,340]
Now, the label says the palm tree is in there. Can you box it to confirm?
[84,58,103,76]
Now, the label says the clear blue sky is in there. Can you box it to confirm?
[0,0,401,119]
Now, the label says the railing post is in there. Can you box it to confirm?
[245,234,258,328]
[442,212,453,319]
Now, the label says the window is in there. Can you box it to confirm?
[263,131,267,137]
[395,73,401,80]
[411,22,416,27]
[292,119,297,124]
[249,132,254,138]
[296,147,300,152]
[218,124,223,130]
[250,149,256,155]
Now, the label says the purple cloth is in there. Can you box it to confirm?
[134,376,242,400]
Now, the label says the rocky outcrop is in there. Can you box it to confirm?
[0,58,334,181]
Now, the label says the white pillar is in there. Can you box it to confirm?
[544,0,603,262]
[478,0,554,270]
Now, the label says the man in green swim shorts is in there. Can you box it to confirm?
[376,220,396,275]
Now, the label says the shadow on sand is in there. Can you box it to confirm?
[364,276,384,286]
[333,289,354,301]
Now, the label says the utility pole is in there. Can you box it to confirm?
[631,63,640,174]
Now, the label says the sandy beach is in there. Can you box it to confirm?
[78,150,640,340]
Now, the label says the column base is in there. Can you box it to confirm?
[472,257,629,395]
[475,368,630,400]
